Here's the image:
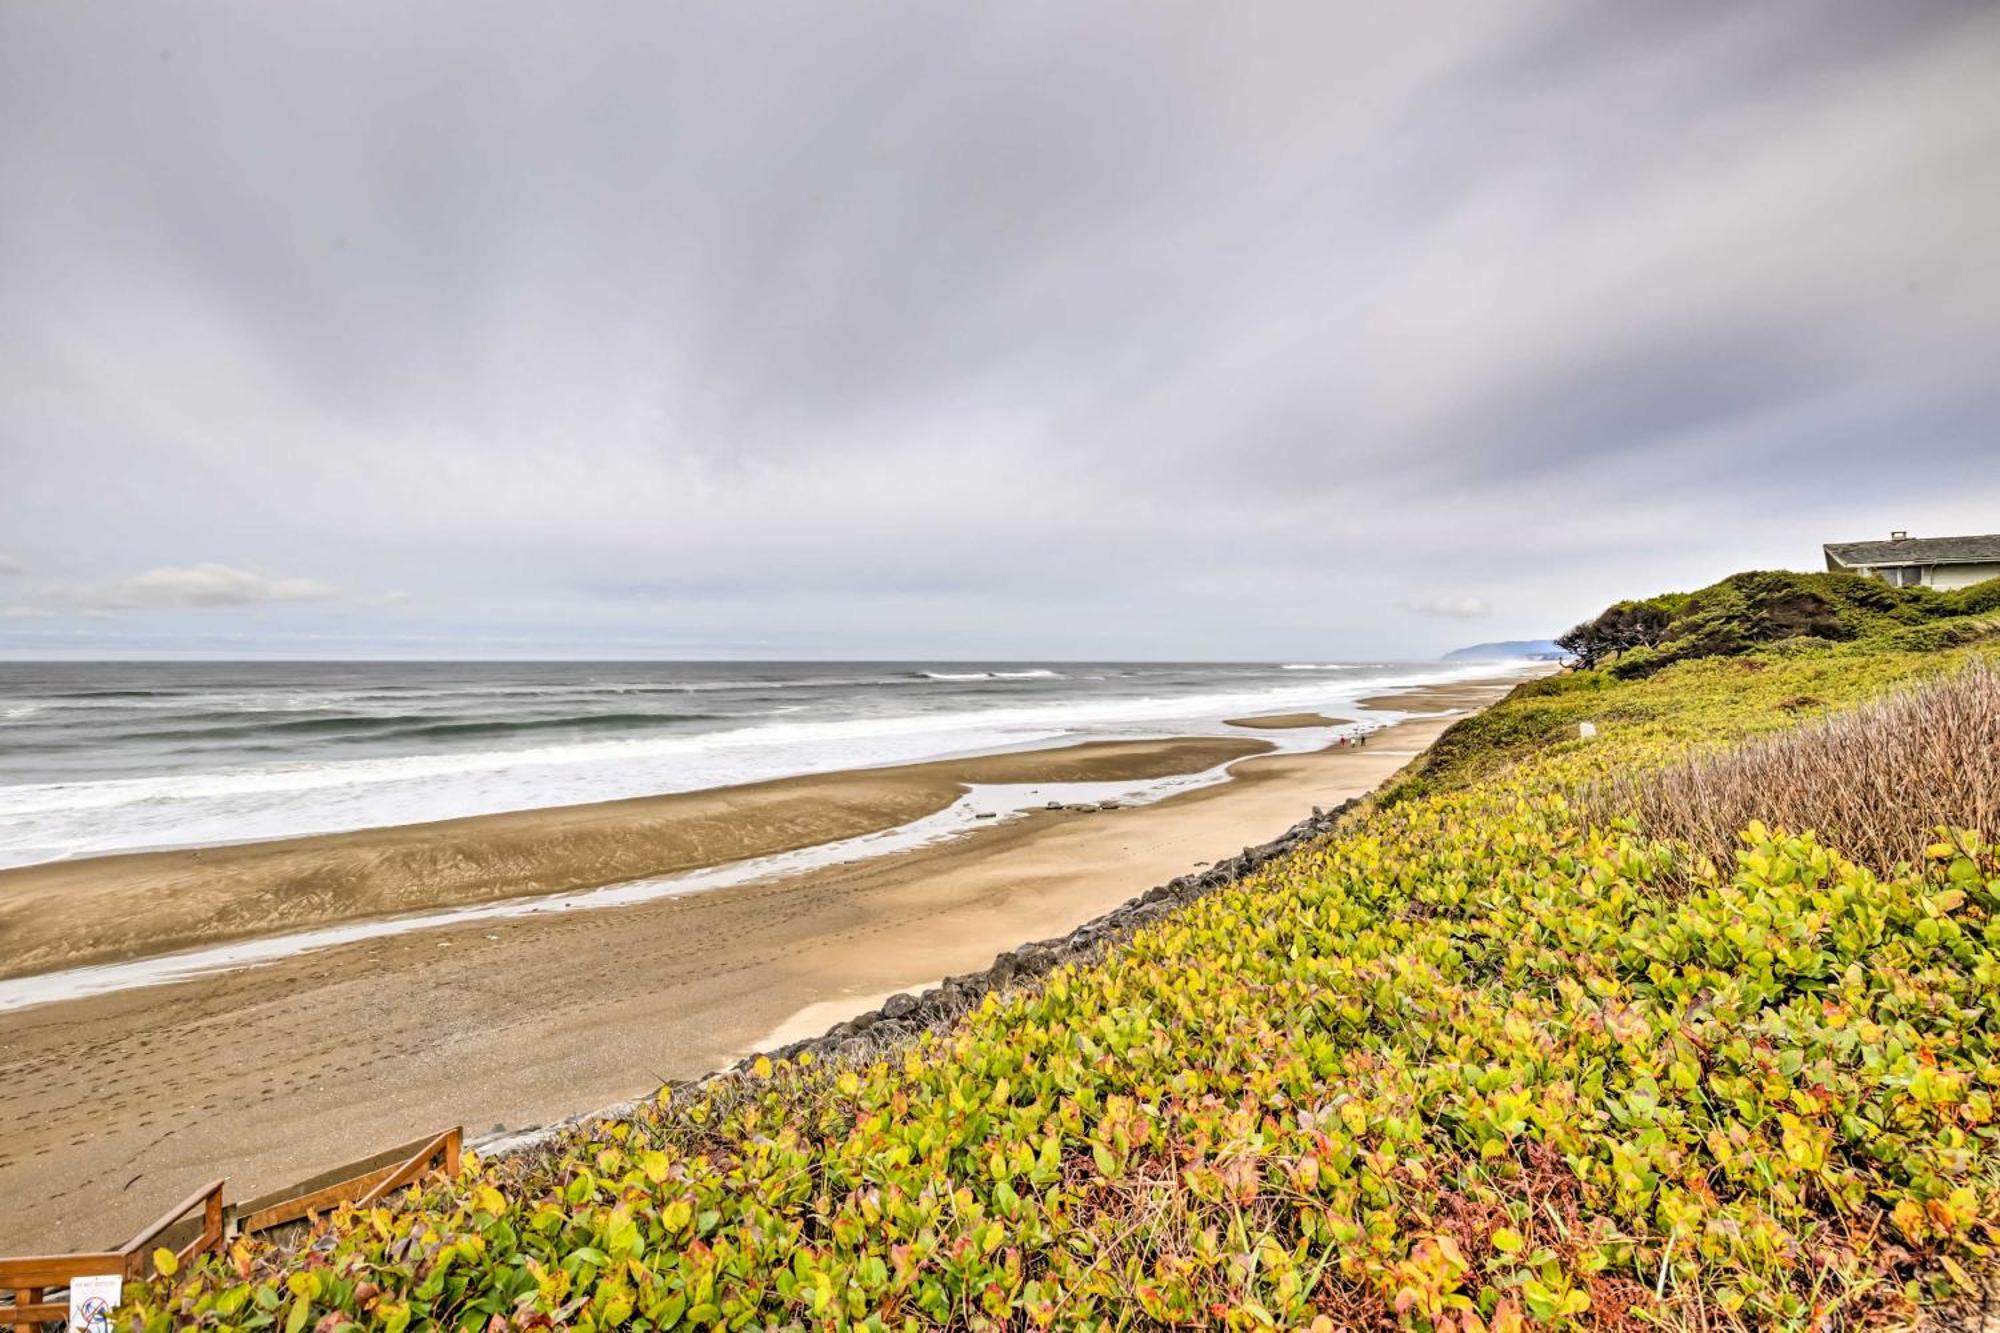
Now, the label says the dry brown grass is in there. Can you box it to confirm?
[1591,661,2000,874]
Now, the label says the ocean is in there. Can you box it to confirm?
[0,659,1507,869]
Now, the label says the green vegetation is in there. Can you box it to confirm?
[1555,570,2000,678]
[1588,662,1999,877]
[126,575,2000,1332]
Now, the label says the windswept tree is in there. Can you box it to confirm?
[1556,599,1676,668]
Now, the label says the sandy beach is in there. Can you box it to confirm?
[0,674,1524,1251]
[0,737,1269,981]
[1223,711,1353,729]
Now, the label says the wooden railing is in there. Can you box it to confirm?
[1,1125,461,1332]
[356,1127,460,1208]
[237,1126,461,1236]
[2,1178,223,1332]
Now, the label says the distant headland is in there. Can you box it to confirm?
[1441,638,1563,661]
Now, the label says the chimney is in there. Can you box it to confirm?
[1891,530,1909,541]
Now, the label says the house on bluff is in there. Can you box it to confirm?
[1823,531,2000,589]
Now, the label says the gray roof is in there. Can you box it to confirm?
[1824,533,2000,567]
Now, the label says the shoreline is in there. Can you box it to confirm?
[0,672,1532,1250]
[0,662,1519,873]
[1224,710,1353,729]
[0,736,1272,983]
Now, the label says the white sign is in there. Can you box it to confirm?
[68,1274,122,1333]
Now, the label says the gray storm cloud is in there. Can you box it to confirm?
[2,0,1996,657]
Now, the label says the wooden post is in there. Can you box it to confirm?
[12,1286,38,1333]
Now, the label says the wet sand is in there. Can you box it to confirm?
[1357,680,1512,712]
[0,676,1525,1250]
[1224,711,1352,729]
[0,738,1267,981]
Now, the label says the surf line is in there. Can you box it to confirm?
[0,729,1363,1015]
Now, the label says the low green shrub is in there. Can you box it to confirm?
[120,634,2000,1332]
[1940,579,2000,619]
[1561,571,2000,679]
[1884,620,2000,654]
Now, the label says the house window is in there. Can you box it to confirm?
[1880,565,1925,587]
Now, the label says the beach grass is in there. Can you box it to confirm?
[121,574,2000,1331]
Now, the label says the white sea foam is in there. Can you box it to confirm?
[0,661,1508,867]
[918,669,1062,681]
[0,735,1330,1013]
[0,658,1546,1009]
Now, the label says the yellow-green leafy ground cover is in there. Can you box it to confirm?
[126,601,2000,1332]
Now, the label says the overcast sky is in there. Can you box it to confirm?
[3,1,1996,659]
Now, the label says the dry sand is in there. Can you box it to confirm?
[1223,711,1352,729]
[0,676,1523,1250]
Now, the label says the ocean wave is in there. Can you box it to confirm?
[119,710,725,746]
[40,688,179,699]
[0,659,1522,866]
[118,712,442,739]
[370,712,725,742]
[12,676,912,714]
[917,669,1062,681]
[0,662,1483,816]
